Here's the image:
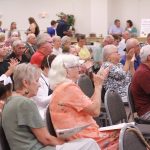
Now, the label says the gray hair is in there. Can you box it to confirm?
[13,63,41,90]
[36,33,51,48]
[102,44,117,62]
[61,36,71,46]
[52,35,61,42]
[140,45,150,63]
[126,38,139,51]
[103,35,114,43]
[48,54,79,89]
[12,40,24,48]
[26,33,36,41]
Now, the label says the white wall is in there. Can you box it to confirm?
[0,0,108,38]
[108,0,150,36]
[1,0,150,38]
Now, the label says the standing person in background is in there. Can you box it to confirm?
[108,19,124,36]
[125,20,137,37]
[0,20,6,33]
[56,15,71,37]
[47,20,57,37]
[26,17,40,37]
[7,22,21,38]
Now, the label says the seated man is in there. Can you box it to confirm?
[108,19,124,36]
[131,45,150,120]
[120,38,141,70]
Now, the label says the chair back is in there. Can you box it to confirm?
[127,83,137,119]
[119,124,149,150]
[0,115,11,150]
[104,89,127,125]
[77,74,94,98]
[45,107,57,137]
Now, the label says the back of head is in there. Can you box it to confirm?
[51,20,56,26]
[36,33,51,48]
[140,45,150,63]
[13,63,40,90]
[48,54,79,89]
[102,44,117,62]
[28,17,36,24]
[103,35,114,46]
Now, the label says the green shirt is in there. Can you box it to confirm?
[2,96,55,150]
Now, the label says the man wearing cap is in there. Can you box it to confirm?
[131,45,150,120]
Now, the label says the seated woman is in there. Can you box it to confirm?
[32,54,56,120]
[125,20,137,37]
[48,54,119,149]
[102,44,135,102]
[1,63,100,150]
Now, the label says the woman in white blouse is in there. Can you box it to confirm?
[32,54,56,120]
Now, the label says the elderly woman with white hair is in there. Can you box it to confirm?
[1,63,100,150]
[48,54,120,149]
[102,44,135,102]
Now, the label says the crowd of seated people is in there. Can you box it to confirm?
[0,17,150,150]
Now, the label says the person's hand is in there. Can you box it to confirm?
[126,48,135,61]
[93,66,109,87]
[50,136,65,145]
[8,58,19,72]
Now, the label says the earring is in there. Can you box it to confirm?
[25,89,29,95]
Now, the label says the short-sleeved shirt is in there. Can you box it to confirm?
[2,96,55,150]
[120,55,141,70]
[131,64,150,116]
[50,82,100,141]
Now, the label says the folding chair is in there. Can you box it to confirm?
[127,83,150,124]
[119,124,150,150]
[77,74,94,98]
[104,89,128,125]
[104,89,150,140]
[0,115,11,150]
[45,107,57,137]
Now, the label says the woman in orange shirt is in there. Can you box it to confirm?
[49,54,119,149]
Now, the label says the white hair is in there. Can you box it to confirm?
[140,45,150,63]
[102,44,117,62]
[48,54,79,89]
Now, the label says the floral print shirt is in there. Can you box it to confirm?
[102,62,132,98]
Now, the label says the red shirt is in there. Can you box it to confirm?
[131,64,150,116]
[30,51,45,68]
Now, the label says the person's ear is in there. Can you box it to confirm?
[22,79,29,88]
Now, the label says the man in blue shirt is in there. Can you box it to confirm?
[56,15,70,37]
[47,20,57,37]
[109,19,124,36]
[120,38,141,70]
